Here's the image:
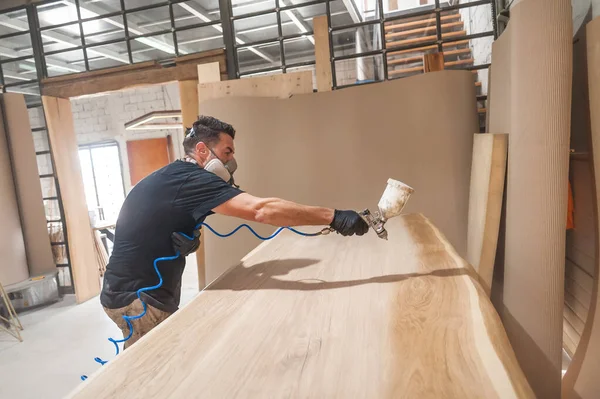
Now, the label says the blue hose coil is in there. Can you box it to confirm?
[81,222,320,380]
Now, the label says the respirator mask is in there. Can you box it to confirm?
[205,147,238,187]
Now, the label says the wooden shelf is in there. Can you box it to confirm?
[445,58,474,67]
[387,39,469,57]
[385,14,461,32]
[388,65,424,76]
[387,55,423,66]
[385,21,464,40]
[387,30,467,48]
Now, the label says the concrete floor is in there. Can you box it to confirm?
[0,255,199,399]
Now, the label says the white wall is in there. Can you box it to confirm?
[460,3,494,95]
[70,83,182,193]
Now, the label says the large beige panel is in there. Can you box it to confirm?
[568,15,600,399]
[200,71,477,284]
[0,102,28,286]
[1,93,55,276]
[43,96,100,303]
[67,214,534,399]
[488,0,573,397]
[467,133,507,296]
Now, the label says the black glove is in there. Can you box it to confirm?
[329,210,369,237]
[171,229,201,256]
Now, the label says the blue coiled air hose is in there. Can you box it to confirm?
[80,222,321,381]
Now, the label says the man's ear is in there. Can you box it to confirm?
[195,141,208,156]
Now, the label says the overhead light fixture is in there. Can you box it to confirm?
[125,110,182,131]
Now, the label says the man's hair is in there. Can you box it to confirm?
[183,116,236,156]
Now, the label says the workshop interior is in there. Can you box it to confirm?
[0,0,599,397]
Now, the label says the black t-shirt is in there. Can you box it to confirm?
[100,160,242,313]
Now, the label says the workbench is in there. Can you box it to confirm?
[69,214,533,398]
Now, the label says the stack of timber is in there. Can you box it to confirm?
[68,214,533,399]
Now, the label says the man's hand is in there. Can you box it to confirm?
[329,210,369,236]
[171,229,201,256]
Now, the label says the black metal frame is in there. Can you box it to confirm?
[326,0,498,89]
[29,0,224,78]
[227,0,329,77]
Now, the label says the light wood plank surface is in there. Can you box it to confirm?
[467,133,508,296]
[69,214,533,399]
[43,96,99,303]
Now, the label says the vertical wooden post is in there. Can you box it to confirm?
[313,15,332,92]
[179,62,221,290]
[423,52,445,73]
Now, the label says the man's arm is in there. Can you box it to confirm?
[213,193,334,227]
[212,193,369,236]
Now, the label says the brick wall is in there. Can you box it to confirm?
[70,83,182,192]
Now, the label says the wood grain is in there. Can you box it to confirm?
[314,15,332,92]
[198,70,314,101]
[423,52,445,72]
[126,138,170,186]
[41,50,225,98]
[467,133,508,296]
[68,214,533,399]
[43,96,99,303]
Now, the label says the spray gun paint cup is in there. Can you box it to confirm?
[378,178,414,221]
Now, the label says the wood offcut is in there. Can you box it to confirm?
[68,214,533,399]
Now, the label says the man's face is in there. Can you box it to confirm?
[211,132,235,163]
[196,132,235,166]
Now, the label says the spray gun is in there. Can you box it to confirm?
[321,178,414,240]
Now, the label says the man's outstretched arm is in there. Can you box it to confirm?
[212,193,368,236]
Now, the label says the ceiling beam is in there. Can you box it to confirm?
[176,2,275,64]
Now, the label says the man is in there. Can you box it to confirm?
[101,116,368,348]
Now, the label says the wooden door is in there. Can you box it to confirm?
[126,138,170,186]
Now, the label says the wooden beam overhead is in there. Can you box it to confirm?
[41,49,226,99]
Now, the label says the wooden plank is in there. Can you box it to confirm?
[444,47,473,57]
[126,138,170,186]
[197,62,221,83]
[565,291,590,323]
[387,39,469,57]
[564,16,600,398]
[198,71,314,101]
[313,15,332,92]
[42,61,158,85]
[388,65,424,76]
[179,78,209,291]
[42,96,99,303]
[385,21,464,39]
[1,93,55,277]
[564,305,586,335]
[445,58,475,67]
[566,275,593,308]
[41,49,226,98]
[67,214,534,399]
[564,330,577,358]
[565,259,594,294]
[467,133,508,296]
[385,13,461,32]
[423,52,445,72]
[387,30,467,48]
